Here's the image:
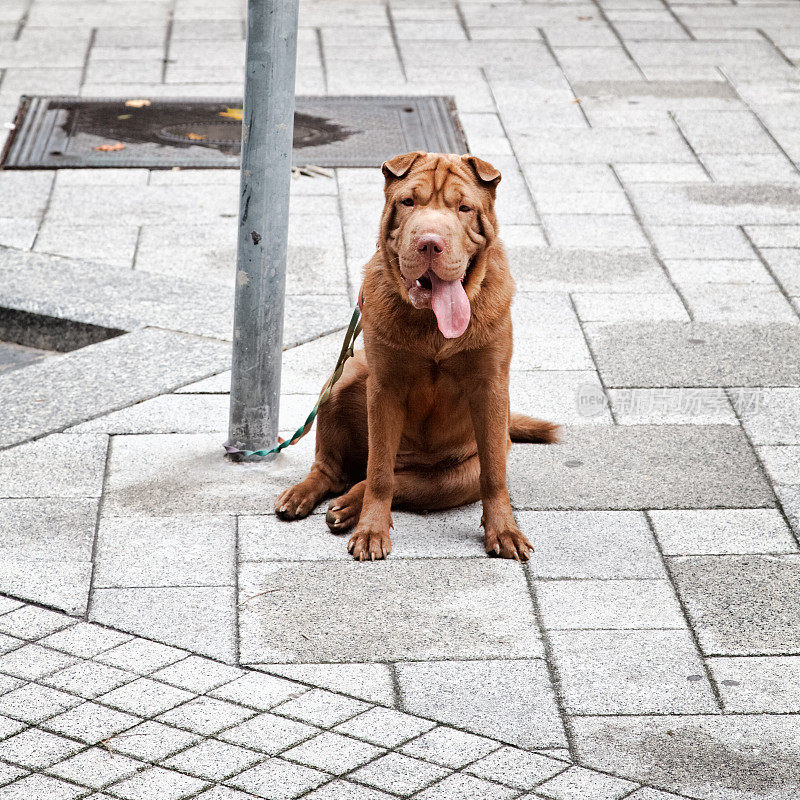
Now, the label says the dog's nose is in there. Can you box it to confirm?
[417,233,445,256]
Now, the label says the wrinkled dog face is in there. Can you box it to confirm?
[380,152,501,339]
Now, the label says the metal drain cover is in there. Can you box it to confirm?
[1,95,467,169]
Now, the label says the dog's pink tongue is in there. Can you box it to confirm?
[429,272,470,339]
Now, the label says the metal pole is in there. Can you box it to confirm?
[228,0,300,459]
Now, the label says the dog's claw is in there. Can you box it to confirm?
[494,544,501,555]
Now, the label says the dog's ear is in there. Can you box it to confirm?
[461,155,501,190]
[382,151,425,183]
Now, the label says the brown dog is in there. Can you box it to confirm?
[275,151,557,561]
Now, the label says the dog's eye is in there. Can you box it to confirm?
[401,198,414,207]
[459,205,471,213]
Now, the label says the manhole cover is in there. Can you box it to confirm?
[1,96,467,169]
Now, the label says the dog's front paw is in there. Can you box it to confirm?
[484,524,534,562]
[275,482,317,520]
[348,525,392,561]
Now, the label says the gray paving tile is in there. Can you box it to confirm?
[90,586,236,663]
[669,555,800,655]
[0,329,231,448]
[465,746,567,789]
[102,720,201,761]
[348,752,448,796]
[0,499,97,561]
[239,560,543,664]
[536,765,638,799]
[572,292,688,323]
[650,510,797,555]
[508,425,772,510]
[520,511,664,578]
[156,696,256,736]
[508,247,671,293]
[67,393,230,434]
[549,629,718,715]
[226,757,329,799]
[586,322,800,387]
[412,772,519,799]
[210,672,306,711]
[399,727,499,769]
[0,728,84,768]
[150,656,245,695]
[536,580,685,630]
[47,746,142,788]
[282,731,382,775]
[106,765,209,800]
[333,707,434,748]
[272,689,369,728]
[163,738,264,781]
[217,712,318,755]
[41,701,140,743]
[0,774,86,800]
[608,387,738,426]
[303,781,396,800]
[94,516,235,587]
[262,664,396,706]
[572,714,800,800]
[708,656,800,713]
[103,433,316,516]
[0,559,91,616]
[734,388,800,445]
[397,659,566,749]
[93,638,187,674]
[648,225,756,260]
[0,434,107,498]
[510,371,613,426]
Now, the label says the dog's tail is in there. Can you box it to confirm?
[509,412,559,444]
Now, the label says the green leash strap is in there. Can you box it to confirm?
[223,305,363,458]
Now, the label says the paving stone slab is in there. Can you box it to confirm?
[586,322,800,387]
[261,664,394,707]
[396,659,567,749]
[573,714,800,800]
[669,555,800,655]
[238,560,544,664]
[536,580,685,630]
[508,247,671,293]
[549,629,718,715]
[733,388,800,445]
[103,432,316,516]
[706,651,800,715]
[0,329,231,448]
[93,515,235,588]
[650,509,798,555]
[239,559,542,664]
[508,425,773,510]
[90,586,236,663]
[519,511,665,579]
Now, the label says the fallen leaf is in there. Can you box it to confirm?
[117,114,131,120]
[94,141,125,152]
[125,98,151,108]
[219,107,243,121]
[187,132,207,140]
[572,98,582,104]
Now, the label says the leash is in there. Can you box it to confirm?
[223,303,362,458]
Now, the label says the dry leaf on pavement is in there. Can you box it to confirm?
[94,141,125,152]
[125,98,151,108]
[219,107,243,121]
